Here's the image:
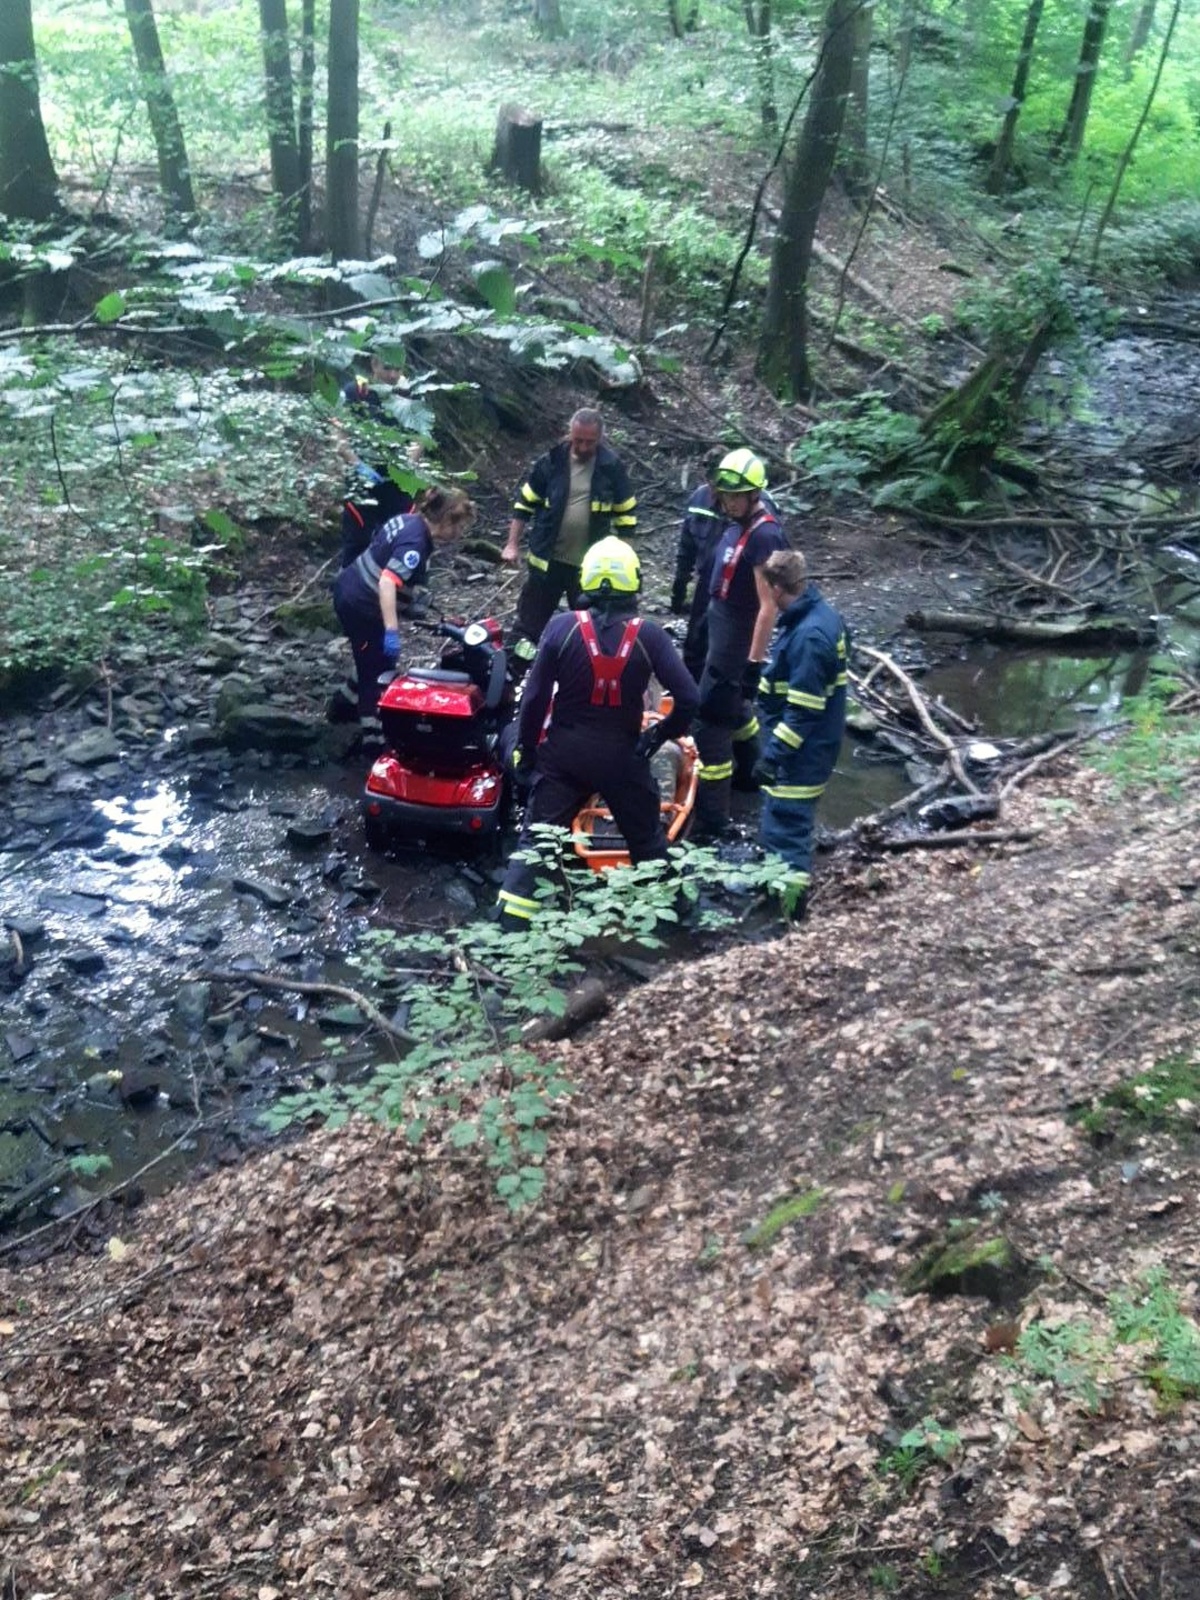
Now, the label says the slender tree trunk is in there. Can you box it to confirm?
[326,0,360,258]
[757,0,857,399]
[839,0,872,198]
[895,0,917,78]
[258,0,302,247]
[123,0,196,222]
[0,0,60,224]
[742,1,777,131]
[298,0,315,249]
[532,0,566,39]
[1122,0,1157,76]
[985,0,1045,194]
[1092,0,1181,266]
[1054,0,1111,164]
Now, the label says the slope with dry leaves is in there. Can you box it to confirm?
[2,761,1198,1600]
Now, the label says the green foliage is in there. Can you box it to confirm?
[792,392,926,493]
[67,1153,114,1180]
[743,1188,826,1251]
[1008,1272,1200,1413]
[262,836,792,1209]
[1089,671,1200,795]
[1075,1054,1200,1143]
[877,1417,961,1492]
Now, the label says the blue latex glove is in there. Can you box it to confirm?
[381,628,401,663]
[354,462,385,486]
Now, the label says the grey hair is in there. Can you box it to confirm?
[569,407,604,434]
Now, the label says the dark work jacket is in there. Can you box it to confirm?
[333,513,433,620]
[757,584,849,792]
[675,483,780,598]
[511,440,637,568]
[517,605,699,750]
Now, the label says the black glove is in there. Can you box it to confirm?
[670,582,689,616]
[742,659,763,696]
[751,755,779,788]
[635,725,667,763]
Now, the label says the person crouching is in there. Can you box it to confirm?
[496,537,699,931]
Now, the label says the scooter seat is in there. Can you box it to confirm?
[406,668,473,685]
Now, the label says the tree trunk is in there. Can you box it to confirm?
[985,0,1045,195]
[0,0,60,224]
[1054,0,1111,164]
[1122,0,1157,76]
[488,104,543,194]
[742,1,777,131]
[258,0,302,247]
[757,0,856,400]
[666,0,700,38]
[123,0,196,223]
[532,0,566,39]
[839,0,871,198]
[326,0,360,259]
[298,0,315,249]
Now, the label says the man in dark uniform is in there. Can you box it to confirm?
[753,549,849,920]
[692,449,788,842]
[334,356,415,568]
[500,408,637,672]
[671,449,780,683]
[496,537,699,931]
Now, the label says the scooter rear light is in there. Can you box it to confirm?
[366,800,383,817]
[469,816,483,831]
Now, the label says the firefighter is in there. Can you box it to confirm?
[692,448,788,842]
[753,548,849,920]
[671,450,781,682]
[496,537,699,931]
[500,408,637,673]
[333,356,416,569]
[331,487,476,737]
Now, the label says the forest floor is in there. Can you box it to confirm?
[3,133,1200,1600]
[2,754,1199,1599]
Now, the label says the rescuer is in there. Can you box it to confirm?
[496,537,698,930]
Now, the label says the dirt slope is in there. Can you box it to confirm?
[3,761,1199,1600]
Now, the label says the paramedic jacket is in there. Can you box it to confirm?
[334,512,432,623]
[516,607,698,757]
[757,583,849,797]
[511,440,637,569]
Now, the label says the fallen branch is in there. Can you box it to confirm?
[877,826,1041,852]
[859,646,982,797]
[999,721,1129,800]
[906,609,1158,648]
[200,970,415,1045]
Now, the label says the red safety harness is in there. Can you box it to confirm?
[716,508,775,602]
[575,611,643,707]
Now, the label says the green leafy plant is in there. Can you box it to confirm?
[67,1153,114,1180]
[1012,1318,1110,1412]
[1075,1053,1200,1142]
[1089,673,1200,796]
[262,835,792,1209]
[877,1416,961,1492]
[743,1188,825,1251]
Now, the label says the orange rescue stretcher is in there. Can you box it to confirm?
[572,701,698,873]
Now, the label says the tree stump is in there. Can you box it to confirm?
[489,104,543,196]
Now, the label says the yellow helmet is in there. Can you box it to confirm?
[714,448,767,494]
[580,536,641,596]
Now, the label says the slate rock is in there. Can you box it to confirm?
[4,917,46,942]
[63,729,122,768]
[62,948,107,975]
[179,922,223,949]
[174,981,212,1032]
[220,704,322,754]
[5,1032,37,1064]
[232,877,293,909]
[41,892,108,918]
[118,1065,164,1109]
[286,817,333,848]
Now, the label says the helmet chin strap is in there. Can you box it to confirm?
[582,587,638,612]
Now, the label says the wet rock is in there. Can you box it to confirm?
[42,891,108,918]
[174,982,212,1032]
[84,1071,119,1101]
[63,729,122,768]
[340,869,381,901]
[62,948,107,975]
[272,940,307,963]
[118,1065,164,1109]
[5,1032,37,1064]
[160,840,193,866]
[193,635,246,674]
[442,879,478,913]
[286,817,333,848]
[4,917,46,942]
[232,877,293,909]
[179,921,223,949]
[220,704,322,755]
[177,725,225,753]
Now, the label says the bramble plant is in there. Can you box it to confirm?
[262,832,795,1208]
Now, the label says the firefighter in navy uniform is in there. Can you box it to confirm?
[671,450,781,682]
[496,537,699,932]
[753,548,849,920]
[500,408,637,673]
[692,449,788,842]
[331,487,476,737]
[334,358,415,569]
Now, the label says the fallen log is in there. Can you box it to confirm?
[521,977,609,1044]
[878,827,1041,852]
[906,609,1158,648]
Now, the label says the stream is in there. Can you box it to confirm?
[2,292,1197,1241]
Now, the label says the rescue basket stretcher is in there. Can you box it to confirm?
[571,702,698,873]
